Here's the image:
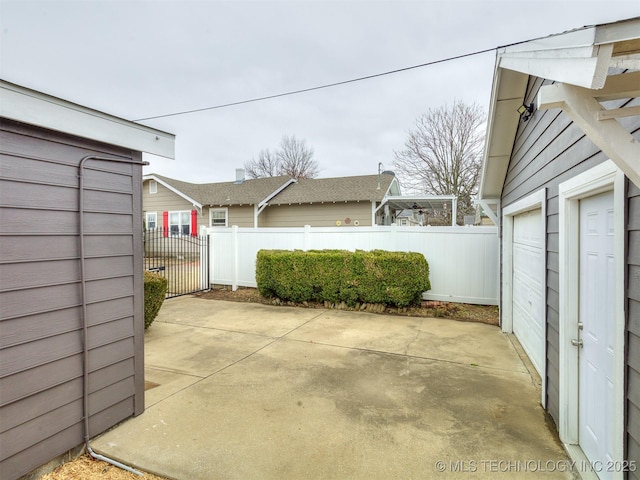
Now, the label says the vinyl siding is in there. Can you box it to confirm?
[143,182,256,230]
[500,76,640,438]
[628,181,640,480]
[260,201,373,227]
[143,179,209,231]
[0,119,144,480]
[227,205,256,227]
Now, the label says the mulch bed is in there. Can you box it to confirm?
[195,286,499,326]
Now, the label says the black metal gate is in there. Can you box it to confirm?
[144,228,210,298]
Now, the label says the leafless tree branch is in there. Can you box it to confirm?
[244,134,320,179]
[393,100,485,224]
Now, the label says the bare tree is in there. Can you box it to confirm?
[393,100,485,224]
[245,149,279,179]
[244,134,320,179]
[276,135,319,179]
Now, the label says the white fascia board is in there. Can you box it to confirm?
[479,66,528,199]
[497,25,619,89]
[383,177,402,198]
[144,175,202,209]
[497,17,640,89]
[499,27,597,55]
[1,81,175,159]
[595,17,640,45]
[498,44,612,89]
[479,60,503,199]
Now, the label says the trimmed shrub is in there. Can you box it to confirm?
[144,271,167,329]
[256,249,430,307]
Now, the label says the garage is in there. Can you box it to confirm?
[511,208,545,376]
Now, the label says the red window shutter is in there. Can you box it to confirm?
[162,211,169,237]
[191,210,198,236]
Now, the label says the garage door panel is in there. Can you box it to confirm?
[513,244,544,287]
[512,208,545,376]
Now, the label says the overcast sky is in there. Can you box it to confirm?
[1,0,638,185]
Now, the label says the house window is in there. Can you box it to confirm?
[170,210,191,236]
[210,208,228,227]
[146,212,157,230]
[149,180,157,194]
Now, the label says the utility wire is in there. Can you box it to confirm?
[133,46,497,121]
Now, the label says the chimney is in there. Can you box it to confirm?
[235,168,245,184]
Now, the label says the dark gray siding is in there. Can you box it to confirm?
[0,119,144,480]
[628,180,640,480]
[501,75,640,470]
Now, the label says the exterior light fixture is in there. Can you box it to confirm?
[517,103,535,122]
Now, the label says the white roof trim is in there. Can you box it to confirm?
[258,178,297,209]
[1,80,175,159]
[496,18,640,89]
[479,17,640,200]
[143,175,202,209]
[382,176,402,198]
[499,44,612,90]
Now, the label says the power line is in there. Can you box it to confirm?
[133,46,498,122]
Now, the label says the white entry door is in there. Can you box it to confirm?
[579,191,614,478]
[512,208,545,375]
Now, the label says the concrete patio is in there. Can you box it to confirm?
[92,297,574,479]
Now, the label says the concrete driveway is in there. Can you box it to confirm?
[92,297,573,479]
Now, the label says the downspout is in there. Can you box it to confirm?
[78,155,147,476]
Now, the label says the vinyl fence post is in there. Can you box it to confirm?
[200,226,208,290]
[390,224,398,251]
[304,225,311,251]
[232,225,238,291]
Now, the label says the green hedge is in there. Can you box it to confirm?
[144,271,168,329]
[256,249,430,307]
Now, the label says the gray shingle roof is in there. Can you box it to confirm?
[152,174,292,206]
[268,174,395,205]
[149,173,396,206]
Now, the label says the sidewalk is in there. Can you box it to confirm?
[92,297,573,479]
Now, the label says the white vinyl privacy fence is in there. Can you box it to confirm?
[205,225,498,305]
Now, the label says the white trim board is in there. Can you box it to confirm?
[558,160,625,478]
[502,188,547,406]
[1,81,175,159]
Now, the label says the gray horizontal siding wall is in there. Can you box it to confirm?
[501,75,640,471]
[628,180,640,480]
[0,119,144,480]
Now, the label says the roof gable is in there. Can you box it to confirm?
[145,174,294,206]
[479,16,640,199]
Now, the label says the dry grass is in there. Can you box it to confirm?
[39,454,169,480]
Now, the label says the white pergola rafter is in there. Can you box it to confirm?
[537,71,640,187]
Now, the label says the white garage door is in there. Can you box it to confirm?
[512,209,545,375]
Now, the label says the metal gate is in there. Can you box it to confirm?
[144,229,210,298]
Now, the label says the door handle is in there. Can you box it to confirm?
[571,339,583,348]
